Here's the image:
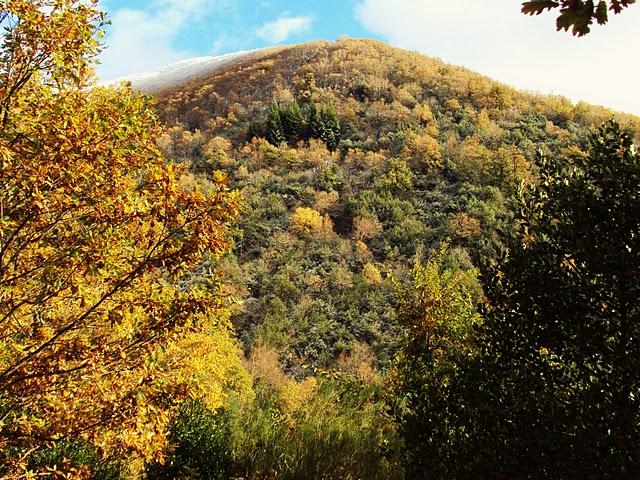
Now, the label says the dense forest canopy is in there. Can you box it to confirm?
[145,39,640,477]
[153,38,639,374]
[1,1,639,478]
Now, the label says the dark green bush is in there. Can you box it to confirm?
[147,400,233,480]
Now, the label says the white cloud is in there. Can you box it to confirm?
[354,0,640,115]
[97,0,215,81]
[256,14,312,44]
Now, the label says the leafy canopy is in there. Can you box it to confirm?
[465,119,640,477]
[522,0,636,36]
[411,120,640,478]
[390,247,481,477]
[0,0,243,474]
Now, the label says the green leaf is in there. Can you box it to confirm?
[595,0,609,23]
[556,2,595,36]
[522,0,560,15]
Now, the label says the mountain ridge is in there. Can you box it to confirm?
[99,46,286,93]
[105,38,640,119]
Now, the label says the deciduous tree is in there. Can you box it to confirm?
[390,247,480,478]
[0,0,242,474]
[471,119,640,476]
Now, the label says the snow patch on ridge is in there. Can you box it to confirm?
[99,49,263,93]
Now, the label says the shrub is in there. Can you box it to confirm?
[146,401,233,480]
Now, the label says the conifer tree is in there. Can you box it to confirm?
[320,104,341,151]
[308,103,324,140]
[280,101,304,142]
[266,102,285,145]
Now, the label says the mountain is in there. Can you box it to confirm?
[135,38,639,373]
[4,6,637,470]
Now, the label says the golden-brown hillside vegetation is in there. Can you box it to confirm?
[152,38,639,374]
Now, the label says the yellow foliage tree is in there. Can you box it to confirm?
[402,129,442,171]
[0,0,244,474]
[279,377,318,419]
[160,311,254,412]
[447,212,482,241]
[413,103,435,125]
[354,239,373,263]
[335,342,379,382]
[455,135,496,183]
[313,190,339,213]
[203,136,234,168]
[290,207,333,237]
[494,145,534,185]
[362,262,383,286]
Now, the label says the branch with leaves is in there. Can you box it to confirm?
[522,0,636,36]
[0,1,246,475]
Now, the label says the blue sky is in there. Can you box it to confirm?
[97,0,371,80]
[96,1,640,115]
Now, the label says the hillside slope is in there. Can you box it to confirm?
[148,38,639,373]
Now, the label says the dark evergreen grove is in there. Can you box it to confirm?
[263,100,341,150]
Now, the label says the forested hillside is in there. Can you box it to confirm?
[153,38,640,373]
[2,2,639,477]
